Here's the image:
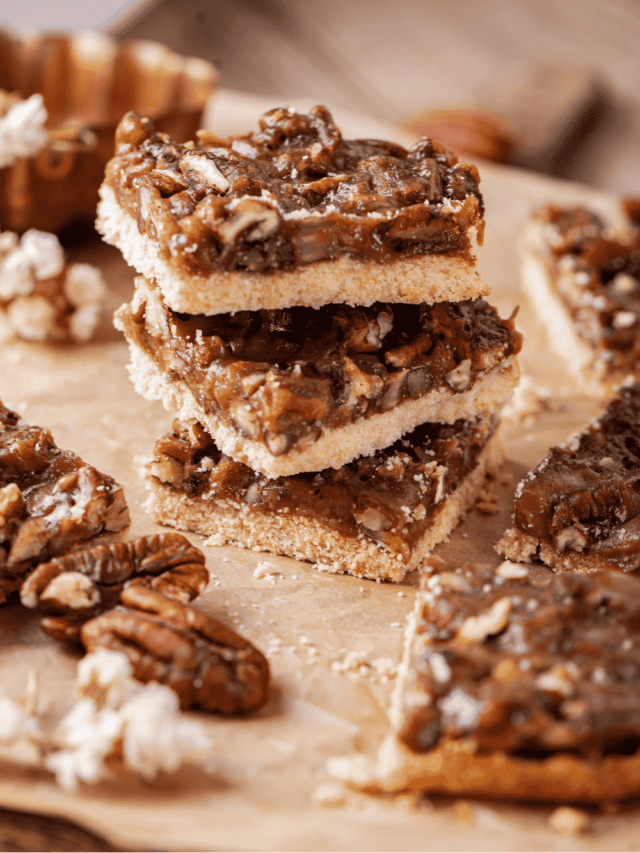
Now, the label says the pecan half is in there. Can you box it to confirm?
[81,586,269,715]
[20,532,208,642]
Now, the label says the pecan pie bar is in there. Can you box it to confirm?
[520,199,640,396]
[0,401,129,602]
[144,415,501,582]
[497,382,640,573]
[374,561,640,801]
[97,106,489,315]
[116,277,521,477]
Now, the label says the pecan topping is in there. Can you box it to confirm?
[150,415,497,563]
[105,105,485,275]
[20,532,208,642]
[399,565,640,761]
[509,383,640,570]
[81,586,270,715]
[0,401,129,601]
[531,204,640,385]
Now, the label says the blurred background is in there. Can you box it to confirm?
[2,0,640,194]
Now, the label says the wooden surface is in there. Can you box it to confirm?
[115,0,640,195]
[0,807,118,852]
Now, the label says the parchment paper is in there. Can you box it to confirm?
[0,91,635,852]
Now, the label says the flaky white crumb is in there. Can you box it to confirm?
[63,263,106,307]
[0,93,49,168]
[20,230,65,280]
[501,374,559,422]
[311,780,348,807]
[46,649,212,791]
[7,295,56,340]
[0,230,106,343]
[549,806,590,836]
[0,695,40,743]
[253,560,282,582]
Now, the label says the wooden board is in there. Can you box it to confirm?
[0,91,637,852]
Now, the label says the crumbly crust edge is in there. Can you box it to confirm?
[97,184,489,315]
[144,431,503,583]
[370,728,640,802]
[366,579,640,801]
[495,526,619,574]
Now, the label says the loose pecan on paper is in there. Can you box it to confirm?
[20,532,208,641]
[81,585,270,715]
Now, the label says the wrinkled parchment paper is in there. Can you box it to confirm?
[0,91,635,852]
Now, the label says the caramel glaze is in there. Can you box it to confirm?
[536,203,640,377]
[399,564,640,760]
[513,383,640,569]
[108,106,484,275]
[0,401,129,588]
[150,416,496,563]
[121,282,520,458]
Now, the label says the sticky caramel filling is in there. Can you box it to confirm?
[513,383,640,569]
[535,204,640,375]
[119,279,520,459]
[399,566,640,760]
[107,106,484,275]
[149,417,496,563]
[0,402,129,583]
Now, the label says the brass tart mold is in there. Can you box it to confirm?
[0,29,217,233]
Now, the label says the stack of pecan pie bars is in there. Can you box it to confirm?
[97,105,522,582]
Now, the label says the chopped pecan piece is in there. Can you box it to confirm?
[81,586,270,715]
[20,532,208,642]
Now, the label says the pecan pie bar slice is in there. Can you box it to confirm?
[520,199,640,396]
[116,277,521,478]
[497,382,640,573]
[97,106,489,316]
[0,401,129,601]
[372,561,640,801]
[144,415,501,582]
